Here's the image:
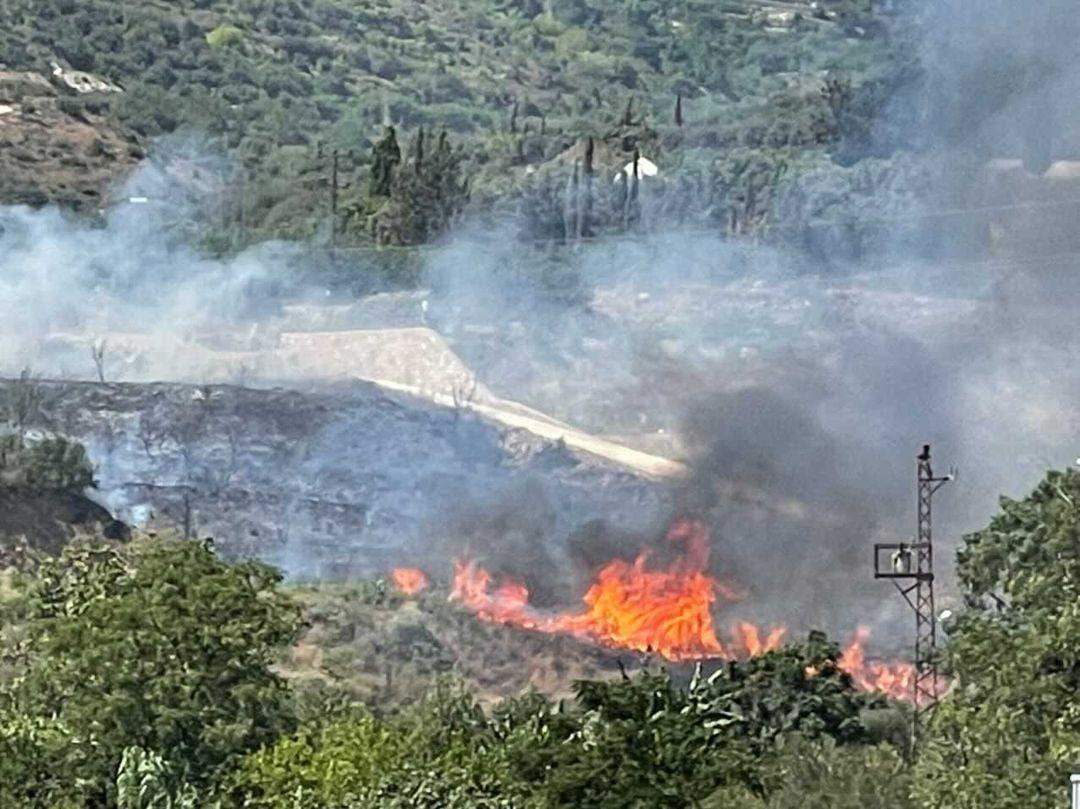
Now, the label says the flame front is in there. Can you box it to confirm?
[450,519,783,662]
[837,626,917,702]
[444,519,920,700]
[391,567,430,595]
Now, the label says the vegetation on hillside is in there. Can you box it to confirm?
[3,465,1080,805]
[0,0,919,255]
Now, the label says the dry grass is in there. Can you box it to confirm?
[280,580,639,711]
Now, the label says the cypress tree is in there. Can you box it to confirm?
[564,159,579,243]
[624,149,641,230]
[581,137,595,238]
[368,126,401,198]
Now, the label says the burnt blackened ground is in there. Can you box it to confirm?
[0,378,670,580]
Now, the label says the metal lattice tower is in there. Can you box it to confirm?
[874,444,954,746]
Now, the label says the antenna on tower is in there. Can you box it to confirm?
[873,444,955,748]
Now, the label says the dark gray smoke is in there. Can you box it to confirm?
[419,0,1080,646]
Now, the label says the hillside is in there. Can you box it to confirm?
[0,0,912,248]
[282,579,636,709]
[0,70,143,209]
[0,377,671,581]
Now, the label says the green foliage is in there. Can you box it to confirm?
[374,129,470,245]
[0,0,911,252]
[0,432,95,492]
[756,735,913,808]
[0,536,302,807]
[116,747,201,809]
[369,125,403,198]
[232,635,894,807]
[233,680,521,808]
[775,151,933,264]
[230,709,407,807]
[916,469,1080,808]
[206,24,245,50]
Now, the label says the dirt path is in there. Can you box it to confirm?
[367,377,689,481]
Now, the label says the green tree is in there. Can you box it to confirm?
[231,635,892,808]
[530,634,888,807]
[230,709,407,807]
[0,536,301,806]
[760,734,912,808]
[368,125,402,197]
[374,130,469,246]
[206,24,245,50]
[916,469,1080,808]
[233,680,519,808]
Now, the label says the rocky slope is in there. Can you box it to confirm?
[0,70,142,209]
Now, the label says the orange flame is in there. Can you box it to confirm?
[450,519,783,662]
[837,626,917,702]
[391,567,429,595]
[447,520,923,700]
[733,621,787,658]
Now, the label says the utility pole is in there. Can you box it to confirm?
[874,444,955,747]
[330,148,340,246]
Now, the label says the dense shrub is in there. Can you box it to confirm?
[232,633,893,807]
[0,433,95,492]
[916,469,1080,808]
[0,537,302,806]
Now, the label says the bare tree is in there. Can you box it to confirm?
[6,367,42,436]
[451,374,479,420]
[452,374,478,407]
[91,339,107,383]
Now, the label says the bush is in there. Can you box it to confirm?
[757,735,913,808]
[231,635,895,807]
[0,536,301,806]
[206,24,245,50]
[0,432,95,492]
[231,710,407,807]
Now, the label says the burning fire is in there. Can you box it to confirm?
[441,519,921,700]
[391,567,430,595]
[734,621,788,658]
[450,519,785,661]
[837,626,916,702]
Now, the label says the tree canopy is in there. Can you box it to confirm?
[0,536,301,807]
[0,0,917,254]
[917,468,1080,807]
